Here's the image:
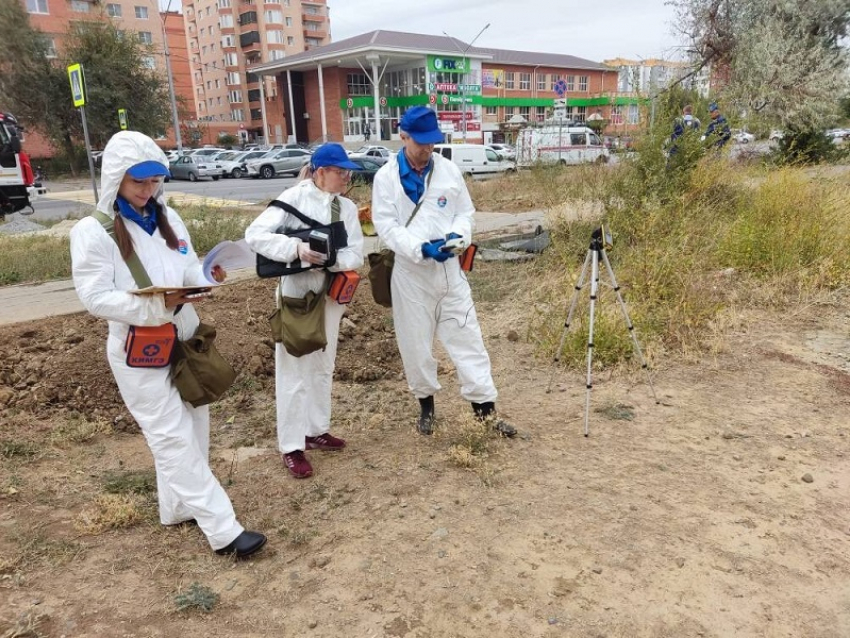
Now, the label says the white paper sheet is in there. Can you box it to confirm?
[201,239,256,283]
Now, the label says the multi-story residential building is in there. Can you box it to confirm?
[181,0,330,145]
[605,57,709,97]
[18,0,194,152]
[248,30,639,146]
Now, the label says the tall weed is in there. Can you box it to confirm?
[534,149,850,368]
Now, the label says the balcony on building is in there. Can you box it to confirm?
[240,30,261,51]
[246,72,260,85]
[250,108,263,121]
[302,25,327,40]
[239,10,257,25]
[247,89,261,103]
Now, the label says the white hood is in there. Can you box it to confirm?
[97,131,170,217]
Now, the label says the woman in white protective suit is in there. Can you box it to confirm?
[371,106,516,438]
[70,131,266,558]
[245,143,364,479]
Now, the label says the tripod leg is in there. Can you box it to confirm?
[600,248,660,404]
[584,249,600,437]
[546,249,592,393]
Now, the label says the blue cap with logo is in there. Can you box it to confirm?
[127,160,170,179]
[708,102,719,112]
[399,106,444,144]
[310,143,359,170]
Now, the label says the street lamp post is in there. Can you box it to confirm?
[442,23,489,140]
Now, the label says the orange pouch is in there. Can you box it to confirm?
[125,324,178,368]
[460,244,478,272]
[328,270,360,304]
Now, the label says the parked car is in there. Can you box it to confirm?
[347,157,383,185]
[168,154,224,181]
[733,130,755,144]
[245,148,312,179]
[209,150,250,178]
[347,145,393,164]
[433,144,517,175]
[487,143,516,160]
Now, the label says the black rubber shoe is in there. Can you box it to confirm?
[471,401,517,438]
[418,396,435,435]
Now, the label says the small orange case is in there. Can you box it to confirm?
[125,324,178,368]
[328,270,360,304]
[459,244,478,272]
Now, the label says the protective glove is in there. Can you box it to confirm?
[422,239,452,262]
[446,232,462,241]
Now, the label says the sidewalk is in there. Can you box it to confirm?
[0,210,545,327]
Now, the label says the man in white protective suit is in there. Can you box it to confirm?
[70,131,266,558]
[371,106,516,438]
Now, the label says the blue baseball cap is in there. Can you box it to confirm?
[708,102,719,112]
[126,160,170,179]
[311,143,359,170]
[399,106,444,144]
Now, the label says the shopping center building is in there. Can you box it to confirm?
[250,29,644,146]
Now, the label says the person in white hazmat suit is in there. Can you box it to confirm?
[371,106,516,438]
[70,131,267,558]
[244,143,364,479]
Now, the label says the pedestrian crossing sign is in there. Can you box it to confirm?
[67,64,86,107]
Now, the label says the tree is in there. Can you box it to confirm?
[671,0,850,130]
[0,0,172,169]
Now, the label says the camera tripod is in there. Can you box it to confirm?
[547,227,659,436]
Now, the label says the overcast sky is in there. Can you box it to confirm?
[326,0,685,63]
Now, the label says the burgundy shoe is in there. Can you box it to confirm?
[306,433,346,450]
[282,450,313,478]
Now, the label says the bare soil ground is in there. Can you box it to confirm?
[1,262,849,637]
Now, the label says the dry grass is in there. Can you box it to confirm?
[50,415,112,446]
[0,608,48,638]
[73,493,153,535]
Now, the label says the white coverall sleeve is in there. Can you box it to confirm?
[244,197,302,263]
[371,168,427,264]
[70,218,172,326]
[328,198,364,272]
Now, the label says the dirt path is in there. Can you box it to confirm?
[1,266,849,637]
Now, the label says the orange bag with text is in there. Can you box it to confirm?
[125,324,178,368]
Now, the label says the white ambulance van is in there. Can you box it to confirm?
[516,124,609,167]
[433,144,516,175]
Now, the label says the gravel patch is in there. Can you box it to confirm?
[0,218,47,235]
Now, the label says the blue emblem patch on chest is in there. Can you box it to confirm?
[437,196,447,208]
[178,239,188,255]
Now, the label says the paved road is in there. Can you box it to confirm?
[0,210,545,327]
[23,174,303,222]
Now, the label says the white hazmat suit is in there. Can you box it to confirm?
[69,131,244,551]
[244,179,364,454]
[371,152,498,404]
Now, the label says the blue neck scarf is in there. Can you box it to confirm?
[398,149,431,205]
[116,196,158,235]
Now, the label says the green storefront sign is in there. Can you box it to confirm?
[427,55,468,74]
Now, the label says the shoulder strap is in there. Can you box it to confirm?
[268,199,321,228]
[92,210,153,289]
[404,162,435,228]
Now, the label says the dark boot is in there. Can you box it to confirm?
[418,396,435,435]
[471,401,517,438]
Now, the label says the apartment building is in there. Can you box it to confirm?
[604,57,709,97]
[182,0,330,145]
[19,0,194,152]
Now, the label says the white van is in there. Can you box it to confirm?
[516,124,609,167]
[433,144,516,175]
